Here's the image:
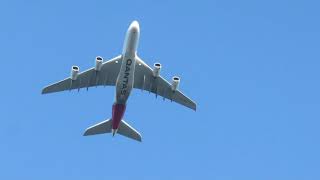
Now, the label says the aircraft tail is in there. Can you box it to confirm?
[83,119,142,142]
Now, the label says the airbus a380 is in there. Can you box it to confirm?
[42,21,196,142]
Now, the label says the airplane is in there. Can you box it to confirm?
[42,21,196,142]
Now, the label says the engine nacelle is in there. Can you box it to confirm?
[171,76,180,91]
[71,66,79,80]
[153,63,161,77]
[95,56,103,71]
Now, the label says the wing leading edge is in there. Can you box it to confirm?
[133,56,197,111]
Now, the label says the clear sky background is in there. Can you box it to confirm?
[0,0,319,179]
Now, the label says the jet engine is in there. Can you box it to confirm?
[153,63,161,77]
[95,56,103,71]
[171,76,180,91]
[71,66,79,80]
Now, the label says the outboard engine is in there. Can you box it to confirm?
[153,63,161,77]
[71,66,79,80]
[171,76,180,91]
[95,56,103,71]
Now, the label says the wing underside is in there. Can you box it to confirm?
[41,55,196,110]
[133,56,196,111]
[42,55,122,94]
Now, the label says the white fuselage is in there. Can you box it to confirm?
[115,21,140,104]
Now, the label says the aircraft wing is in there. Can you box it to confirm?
[42,55,122,94]
[134,56,196,111]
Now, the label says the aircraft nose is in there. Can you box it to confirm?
[129,20,140,33]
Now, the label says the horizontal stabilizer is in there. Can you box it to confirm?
[83,119,112,136]
[118,120,142,142]
[83,119,142,142]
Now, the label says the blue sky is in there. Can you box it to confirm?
[0,0,320,179]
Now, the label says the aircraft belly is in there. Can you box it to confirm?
[115,56,136,104]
